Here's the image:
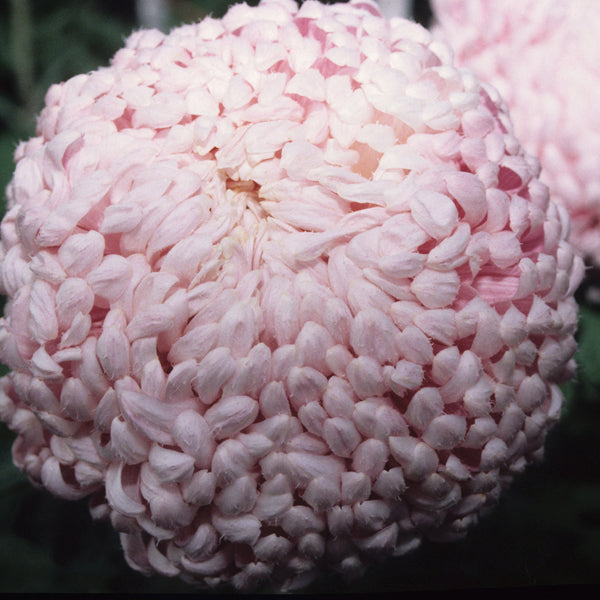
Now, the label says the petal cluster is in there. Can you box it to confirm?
[0,0,583,591]
[431,0,600,264]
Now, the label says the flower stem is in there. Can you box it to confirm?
[136,0,170,32]
[377,0,414,19]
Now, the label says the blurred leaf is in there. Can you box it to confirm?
[0,454,27,494]
[0,8,12,72]
[32,3,132,106]
[574,304,600,398]
[0,533,58,592]
[0,134,18,216]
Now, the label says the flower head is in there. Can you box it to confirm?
[0,0,583,591]
[431,0,600,264]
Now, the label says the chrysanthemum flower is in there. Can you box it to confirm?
[0,0,584,591]
[431,0,600,265]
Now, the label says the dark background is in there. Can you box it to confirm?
[0,0,597,593]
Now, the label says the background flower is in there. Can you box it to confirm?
[0,0,598,593]
[431,0,600,266]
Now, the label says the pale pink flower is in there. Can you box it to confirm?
[431,0,600,264]
[0,0,583,591]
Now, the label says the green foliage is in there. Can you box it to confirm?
[0,1,135,139]
[0,135,17,217]
[565,304,600,403]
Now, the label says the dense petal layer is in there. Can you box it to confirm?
[0,0,582,592]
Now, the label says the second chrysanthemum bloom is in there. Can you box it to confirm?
[432,0,600,265]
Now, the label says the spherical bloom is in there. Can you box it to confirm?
[431,0,600,264]
[0,0,584,592]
